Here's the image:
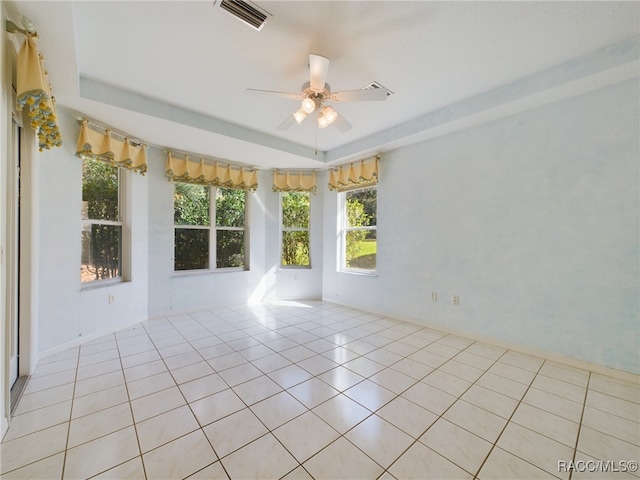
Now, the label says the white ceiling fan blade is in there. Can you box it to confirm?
[245,89,302,100]
[276,114,297,131]
[309,54,330,91]
[332,88,388,102]
[334,114,352,133]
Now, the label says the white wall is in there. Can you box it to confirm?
[37,110,149,353]
[146,154,268,314]
[263,172,325,302]
[147,152,324,315]
[3,37,636,395]
[323,79,639,374]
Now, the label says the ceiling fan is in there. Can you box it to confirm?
[245,54,388,132]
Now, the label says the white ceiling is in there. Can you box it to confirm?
[5,1,639,169]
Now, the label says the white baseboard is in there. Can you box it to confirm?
[38,316,147,360]
[324,298,640,384]
[147,297,322,320]
[36,299,639,384]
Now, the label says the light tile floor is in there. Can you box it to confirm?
[1,302,639,479]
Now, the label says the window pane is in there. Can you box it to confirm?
[346,187,376,228]
[174,183,210,226]
[175,228,209,270]
[282,191,310,228]
[216,188,245,227]
[282,231,310,266]
[82,159,119,221]
[81,224,121,282]
[345,230,376,270]
[217,230,245,268]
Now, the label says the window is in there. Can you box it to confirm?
[341,186,377,272]
[281,191,310,267]
[215,188,246,269]
[174,183,247,271]
[81,159,122,282]
[174,183,210,270]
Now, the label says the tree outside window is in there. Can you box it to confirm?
[81,159,122,282]
[216,188,246,269]
[174,183,247,271]
[343,186,377,271]
[174,183,210,270]
[281,191,310,267]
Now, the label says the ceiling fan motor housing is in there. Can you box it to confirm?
[301,81,331,100]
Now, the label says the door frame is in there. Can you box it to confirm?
[8,109,21,390]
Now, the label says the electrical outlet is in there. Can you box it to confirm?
[431,291,438,302]
[452,295,459,306]
[108,294,115,304]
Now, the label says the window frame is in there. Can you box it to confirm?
[279,190,311,269]
[81,159,127,286]
[173,183,249,273]
[339,185,377,275]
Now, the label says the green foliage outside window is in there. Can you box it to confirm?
[216,188,246,268]
[81,159,121,282]
[281,191,310,266]
[174,183,210,226]
[174,183,210,270]
[345,187,377,270]
[216,188,245,227]
[173,184,246,270]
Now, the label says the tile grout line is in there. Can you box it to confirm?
[339,338,496,477]
[189,310,338,478]
[471,357,554,480]
[0,350,79,477]
[187,310,326,477]
[114,330,149,480]
[7,304,636,479]
[60,345,82,480]
[380,339,506,478]
[568,371,592,480]
[142,317,228,479]
[188,309,409,478]
[71,335,143,480]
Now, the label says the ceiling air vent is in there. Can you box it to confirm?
[215,0,270,31]
[362,81,394,97]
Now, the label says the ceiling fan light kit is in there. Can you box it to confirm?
[293,108,307,124]
[301,97,316,114]
[246,53,388,134]
[318,106,338,129]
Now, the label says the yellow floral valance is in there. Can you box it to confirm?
[76,120,147,174]
[273,171,317,193]
[328,156,379,191]
[165,152,258,191]
[16,33,62,151]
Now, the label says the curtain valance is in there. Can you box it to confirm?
[165,152,258,191]
[16,33,62,151]
[273,171,317,193]
[76,120,148,174]
[328,156,379,191]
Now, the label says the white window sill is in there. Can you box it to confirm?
[80,278,126,290]
[172,267,248,278]
[338,269,378,277]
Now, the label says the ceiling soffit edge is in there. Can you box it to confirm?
[327,35,640,162]
[78,36,638,166]
[78,76,325,163]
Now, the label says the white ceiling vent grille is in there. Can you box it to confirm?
[362,81,394,97]
[216,0,270,31]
